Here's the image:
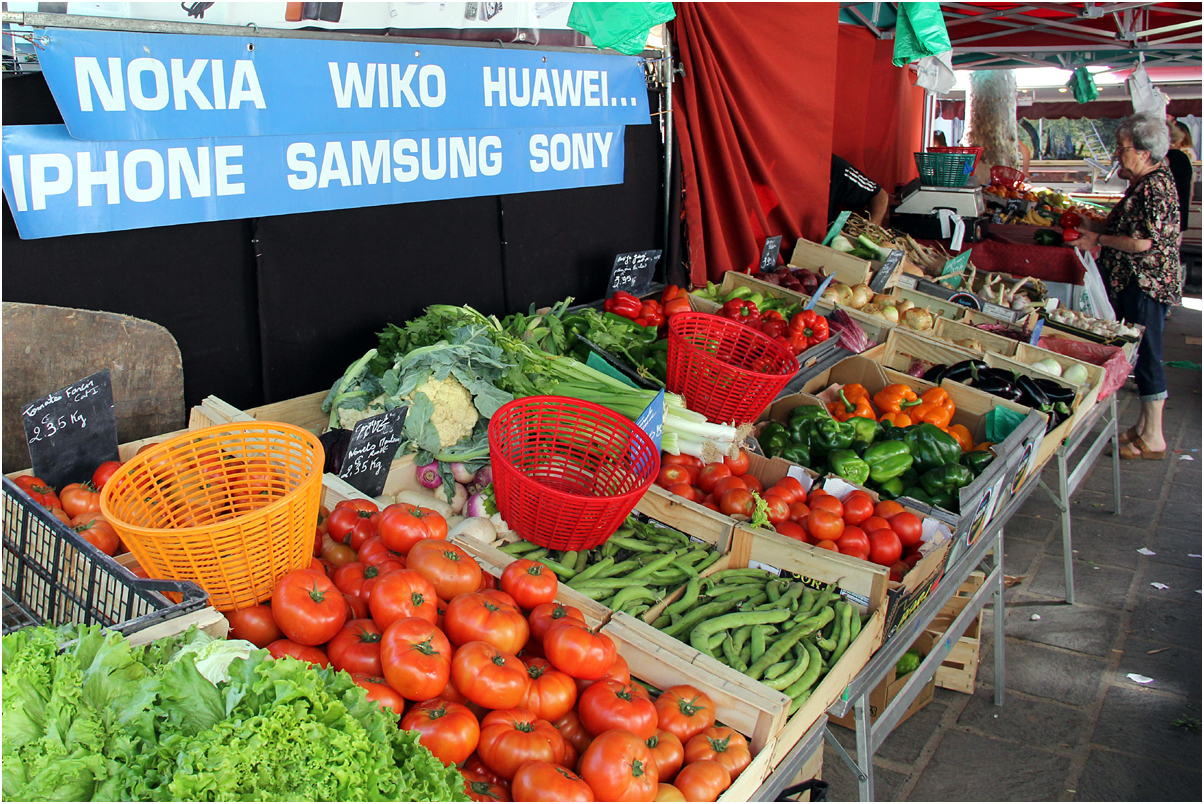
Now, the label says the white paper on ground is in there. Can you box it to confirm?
[1180,455,1194,461]
[1030,613,1041,621]
[1137,547,1156,556]
[1126,673,1154,684]
[1151,582,1170,590]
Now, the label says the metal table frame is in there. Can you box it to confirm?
[755,470,1043,801]
[751,716,828,801]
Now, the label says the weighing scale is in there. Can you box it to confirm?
[889,178,991,243]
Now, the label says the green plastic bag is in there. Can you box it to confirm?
[986,406,1025,444]
[1067,68,1099,104]
[892,2,951,67]
[567,2,676,56]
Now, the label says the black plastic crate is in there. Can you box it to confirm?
[2,476,208,636]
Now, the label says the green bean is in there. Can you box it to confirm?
[694,552,726,574]
[783,639,824,698]
[721,636,747,672]
[611,585,659,612]
[662,600,737,640]
[606,534,661,553]
[778,583,805,608]
[499,540,539,555]
[764,642,813,691]
[601,539,619,559]
[797,587,816,616]
[731,624,754,655]
[704,569,775,586]
[739,643,752,664]
[628,604,650,618]
[527,547,549,560]
[536,556,578,580]
[707,631,726,651]
[814,634,837,653]
[594,559,641,579]
[570,557,613,584]
[681,548,710,566]
[666,579,702,617]
[689,609,792,657]
[849,609,864,644]
[648,568,688,585]
[574,551,590,573]
[630,549,687,580]
[561,550,578,567]
[652,615,671,629]
[711,583,768,604]
[763,658,794,680]
[750,625,767,665]
[766,579,784,603]
[738,593,769,610]
[746,607,835,680]
[828,601,855,666]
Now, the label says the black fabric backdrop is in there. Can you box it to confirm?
[2,71,667,410]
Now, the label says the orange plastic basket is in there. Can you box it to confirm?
[99,421,324,611]
[488,396,659,551]
[666,313,798,424]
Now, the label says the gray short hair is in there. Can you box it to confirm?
[1118,111,1170,162]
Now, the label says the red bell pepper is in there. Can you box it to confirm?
[788,310,829,347]
[720,299,761,326]
[604,291,642,320]
[661,285,688,305]
[1062,228,1080,242]
[759,310,787,339]
[1059,211,1082,229]
[663,297,691,318]
[638,300,665,328]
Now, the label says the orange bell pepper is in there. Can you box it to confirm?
[872,384,921,416]
[909,388,955,429]
[828,384,876,422]
[973,441,994,452]
[947,423,974,452]
[880,411,913,428]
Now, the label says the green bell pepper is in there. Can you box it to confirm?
[900,486,933,504]
[919,463,975,498]
[788,416,817,445]
[758,422,791,459]
[928,491,956,511]
[878,422,910,443]
[863,441,914,483]
[780,443,811,468]
[876,476,904,499]
[904,423,962,474]
[847,416,882,446]
[828,449,870,486]
[960,449,996,477]
[789,405,830,424]
[814,419,856,453]
[897,467,920,487]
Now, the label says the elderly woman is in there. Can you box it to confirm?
[1076,112,1181,460]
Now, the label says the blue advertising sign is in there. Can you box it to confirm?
[35,27,651,141]
[2,123,626,239]
[635,389,665,454]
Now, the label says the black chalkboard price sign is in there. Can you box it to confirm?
[758,236,783,273]
[22,370,120,491]
[606,249,662,298]
[869,250,905,293]
[338,407,408,498]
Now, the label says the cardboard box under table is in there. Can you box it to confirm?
[828,630,936,730]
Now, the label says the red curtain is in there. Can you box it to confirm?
[671,6,926,286]
[671,3,840,286]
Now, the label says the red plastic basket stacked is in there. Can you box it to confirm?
[665,313,798,424]
[990,165,1026,190]
[928,145,983,172]
[487,396,660,551]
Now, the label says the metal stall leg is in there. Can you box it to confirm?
[994,528,1006,707]
[1058,450,1075,605]
[855,695,875,802]
[1110,395,1123,515]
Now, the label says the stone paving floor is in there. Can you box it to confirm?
[817,306,1203,802]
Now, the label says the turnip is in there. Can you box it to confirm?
[416,460,441,490]
[434,482,468,515]
[394,490,454,519]
[465,491,491,519]
[448,516,497,544]
[449,462,477,484]
[468,465,494,494]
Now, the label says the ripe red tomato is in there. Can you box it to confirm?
[478,709,567,781]
[332,561,381,600]
[807,487,832,506]
[874,500,906,519]
[501,560,558,610]
[806,509,844,543]
[461,769,512,803]
[578,680,658,740]
[657,465,692,489]
[224,603,283,648]
[369,568,438,629]
[542,621,617,681]
[60,482,101,518]
[358,536,405,567]
[452,642,530,711]
[868,528,903,567]
[348,517,380,551]
[888,512,924,550]
[889,561,909,583]
[327,505,375,546]
[443,591,530,654]
[656,782,687,801]
[70,512,119,555]
[528,602,587,643]
[579,729,659,802]
[718,488,755,518]
[711,476,748,499]
[553,709,594,756]
[700,501,720,512]
[762,494,790,524]
[520,658,578,722]
[667,483,698,502]
[511,761,595,802]
[861,516,891,536]
[91,460,123,490]
[14,475,62,509]
[408,539,482,601]
[683,727,750,781]
[738,474,764,494]
[788,501,811,522]
[380,616,452,701]
[327,618,384,676]
[266,638,329,667]
[577,652,632,696]
[809,494,843,519]
[673,760,731,802]
[814,539,839,552]
[654,685,716,744]
[271,568,346,646]
[401,699,481,766]
[834,526,871,561]
[345,593,369,620]
[841,493,874,526]
[774,520,808,542]
[696,464,732,494]
[349,673,407,718]
[903,552,923,569]
[378,504,442,553]
[646,730,684,785]
[722,450,750,476]
[769,477,806,505]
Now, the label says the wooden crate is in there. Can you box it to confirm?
[874,327,981,377]
[124,605,229,647]
[789,237,911,291]
[894,287,972,323]
[925,571,985,695]
[931,317,1022,358]
[1012,342,1106,416]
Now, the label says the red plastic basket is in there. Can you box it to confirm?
[990,165,1026,190]
[487,396,660,551]
[928,146,983,172]
[665,313,798,424]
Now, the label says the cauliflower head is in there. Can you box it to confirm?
[413,376,479,448]
[337,394,386,430]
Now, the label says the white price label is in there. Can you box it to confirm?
[748,561,783,576]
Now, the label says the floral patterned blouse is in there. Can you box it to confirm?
[1099,163,1182,306]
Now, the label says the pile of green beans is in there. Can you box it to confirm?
[497,515,723,620]
[652,571,867,714]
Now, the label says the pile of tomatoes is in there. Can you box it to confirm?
[654,453,925,581]
[12,459,127,556]
[228,495,753,802]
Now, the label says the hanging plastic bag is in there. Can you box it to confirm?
[892,2,951,67]
[986,406,1024,443]
[915,51,956,94]
[1067,68,1099,104]
[567,2,676,56]
[1127,62,1168,117]
[1074,249,1117,321]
